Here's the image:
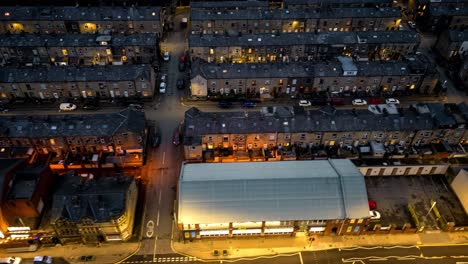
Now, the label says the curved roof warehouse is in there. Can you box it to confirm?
[178,159,369,235]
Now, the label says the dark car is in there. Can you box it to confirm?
[83,104,101,111]
[178,62,186,72]
[242,101,257,108]
[218,101,233,108]
[176,79,185,89]
[311,98,327,106]
[172,130,181,146]
[151,125,161,148]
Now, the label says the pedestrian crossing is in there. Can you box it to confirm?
[124,256,198,263]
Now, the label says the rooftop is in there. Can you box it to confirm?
[0,6,161,21]
[183,106,437,140]
[191,7,400,20]
[0,33,158,47]
[0,108,145,138]
[178,159,369,224]
[0,65,153,83]
[448,30,468,42]
[7,164,48,200]
[430,5,468,16]
[283,0,389,5]
[50,173,135,223]
[191,59,426,80]
[189,31,419,47]
[190,0,269,9]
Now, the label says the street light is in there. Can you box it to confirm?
[425,200,436,218]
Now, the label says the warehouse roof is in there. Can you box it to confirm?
[178,159,370,224]
[191,0,269,9]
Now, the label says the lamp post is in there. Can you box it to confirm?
[425,200,437,218]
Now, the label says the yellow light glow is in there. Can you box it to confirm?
[329,141,335,146]
[106,48,112,55]
[62,49,68,56]
[50,139,55,145]
[209,48,214,55]
[410,84,415,89]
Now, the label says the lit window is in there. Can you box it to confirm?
[4,12,10,16]
[209,48,214,55]
[62,49,68,56]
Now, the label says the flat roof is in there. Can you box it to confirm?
[178,159,369,224]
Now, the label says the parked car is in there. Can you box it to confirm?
[151,125,161,148]
[330,98,345,106]
[163,51,170,61]
[128,104,143,110]
[179,54,186,63]
[83,104,101,111]
[242,101,257,108]
[385,98,400,104]
[369,98,383,105]
[178,62,186,72]
[33,256,52,264]
[0,257,21,264]
[298,100,311,107]
[369,210,381,220]
[172,130,181,146]
[218,101,233,108]
[407,20,416,29]
[160,74,167,83]
[159,82,167,94]
[59,103,77,111]
[176,79,185,89]
[352,99,367,106]
[311,98,327,106]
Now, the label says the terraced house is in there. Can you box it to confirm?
[0,108,147,168]
[190,7,401,35]
[182,103,468,163]
[189,55,438,99]
[0,33,158,66]
[189,31,419,63]
[0,65,156,102]
[0,6,164,36]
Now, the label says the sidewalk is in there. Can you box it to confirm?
[1,241,139,264]
[172,232,468,260]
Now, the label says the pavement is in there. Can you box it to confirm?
[171,231,468,261]
[0,241,140,264]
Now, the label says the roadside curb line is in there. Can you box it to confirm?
[114,242,142,264]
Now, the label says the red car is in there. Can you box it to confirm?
[369,98,383,105]
[173,130,181,146]
[331,98,345,106]
[179,54,186,63]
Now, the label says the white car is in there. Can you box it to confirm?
[34,256,52,264]
[160,74,167,83]
[385,98,400,104]
[59,103,77,111]
[0,257,22,264]
[369,210,381,220]
[163,51,170,61]
[407,21,416,29]
[159,82,167,94]
[352,99,367,106]
[298,100,311,107]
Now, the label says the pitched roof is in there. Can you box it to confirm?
[178,159,370,224]
[50,173,134,222]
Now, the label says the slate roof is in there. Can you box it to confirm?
[191,59,422,79]
[448,30,468,42]
[0,33,158,47]
[0,108,145,138]
[283,0,390,5]
[189,31,419,47]
[191,7,400,20]
[0,6,160,21]
[430,5,468,17]
[0,65,152,83]
[191,0,269,9]
[183,106,435,141]
[50,173,134,223]
[178,159,370,224]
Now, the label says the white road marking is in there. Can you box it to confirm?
[162,151,166,165]
[158,191,162,205]
[299,252,304,264]
[153,235,158,260]
[157,211,160,226]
